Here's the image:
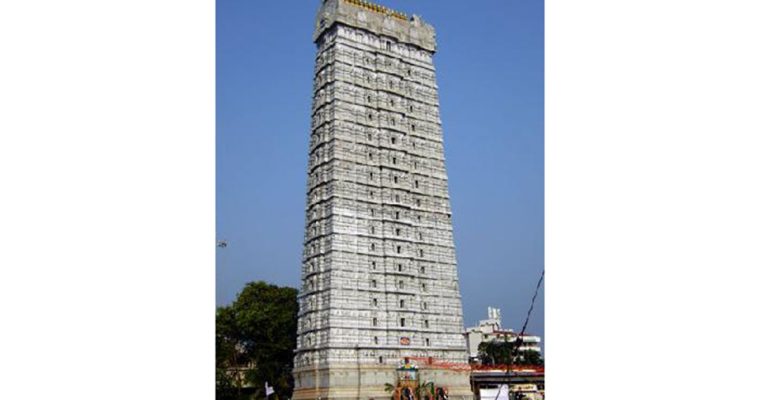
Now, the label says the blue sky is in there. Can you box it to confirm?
[217,0,544,342]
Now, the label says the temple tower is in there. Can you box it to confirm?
[294,1,472,399]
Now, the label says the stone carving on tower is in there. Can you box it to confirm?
[293,1,473,399]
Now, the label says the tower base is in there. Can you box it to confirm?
[293,364,473,400]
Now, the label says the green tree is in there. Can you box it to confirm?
[477,341,544,366]
[216,281,299,400]
[478,341,513,365]
[519,350,543,366]
[217,305,248,399]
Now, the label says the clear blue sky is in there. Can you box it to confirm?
[217,0,544,342]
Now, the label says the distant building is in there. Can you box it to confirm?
[464,307,542,363]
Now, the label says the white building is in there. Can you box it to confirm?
[465,307,542,363]
[293,1,472,399]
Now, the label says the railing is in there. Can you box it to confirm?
[471,364,545,373]
[342,0,409,21]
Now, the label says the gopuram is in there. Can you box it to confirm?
[293,1,473,399]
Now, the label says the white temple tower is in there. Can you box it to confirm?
[294,1,472,399]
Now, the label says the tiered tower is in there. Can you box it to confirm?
[294,1,472,399]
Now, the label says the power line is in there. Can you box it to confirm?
[502,269,544,398]
[514,269,544,352]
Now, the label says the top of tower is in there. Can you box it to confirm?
[314,0,437,52]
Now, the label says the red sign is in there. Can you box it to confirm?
[400,337,411,345]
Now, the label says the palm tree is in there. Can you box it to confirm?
[384,382,396,400]
[416,381,434,400]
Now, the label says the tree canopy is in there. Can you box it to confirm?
[216,281,299,400]
[477,340,544,366]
